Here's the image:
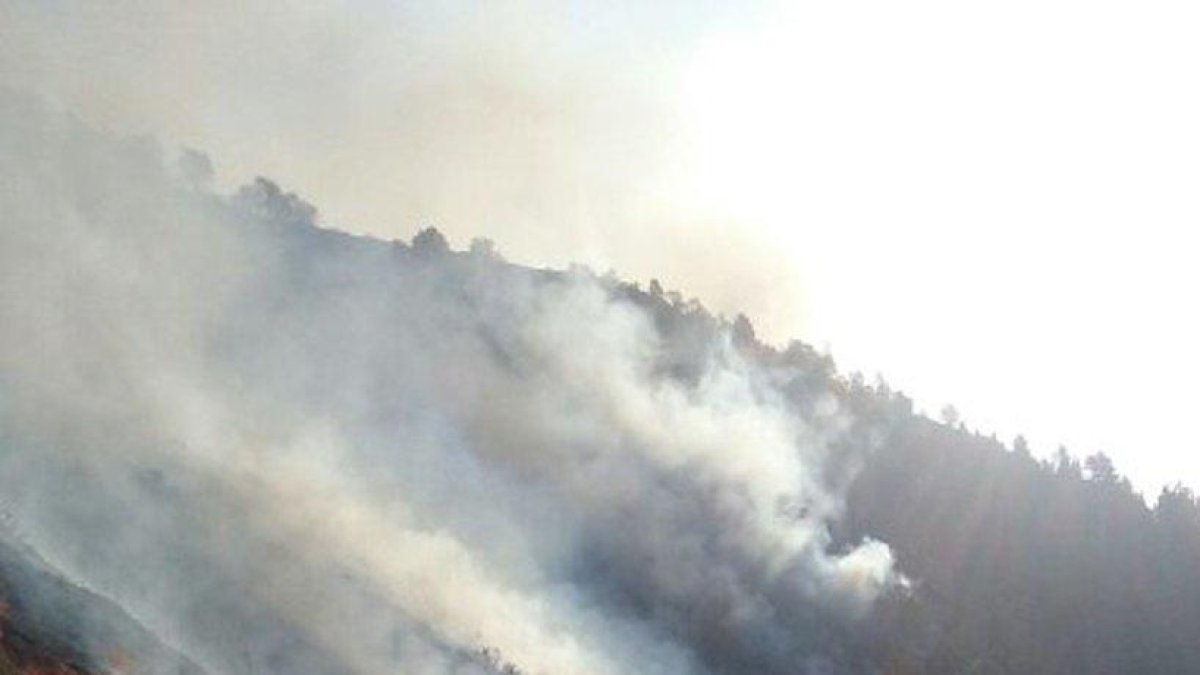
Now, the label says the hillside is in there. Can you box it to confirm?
[0,532,202,674]
[2,90,1199,674]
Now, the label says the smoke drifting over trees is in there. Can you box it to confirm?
[0,92,895,674]
[2,91,1199,674]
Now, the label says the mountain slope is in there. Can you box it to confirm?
[2,89,1199,674]
[0,531,202,675]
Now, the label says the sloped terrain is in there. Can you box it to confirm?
[0,533,201,675]
[2,90,1199,674]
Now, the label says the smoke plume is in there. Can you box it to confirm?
[0,91,896,674]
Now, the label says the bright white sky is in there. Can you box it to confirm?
[3,0,1198,493]
[677,1,1200,494]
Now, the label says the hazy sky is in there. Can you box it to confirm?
[3,0,1198,493]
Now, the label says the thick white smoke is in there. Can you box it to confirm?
[0,91,896,674]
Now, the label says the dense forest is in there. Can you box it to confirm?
[259,209,1200,674]
[620,265,1200,675]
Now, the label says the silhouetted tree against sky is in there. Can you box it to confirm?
[411,226,450,257]
[1055,445,1084,480]
[939,404,960,428]
[1014,434,1031,458]
[1084,452,1119,484]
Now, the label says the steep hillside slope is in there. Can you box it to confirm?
[0,533,201,675]
[2,89,1199,674]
